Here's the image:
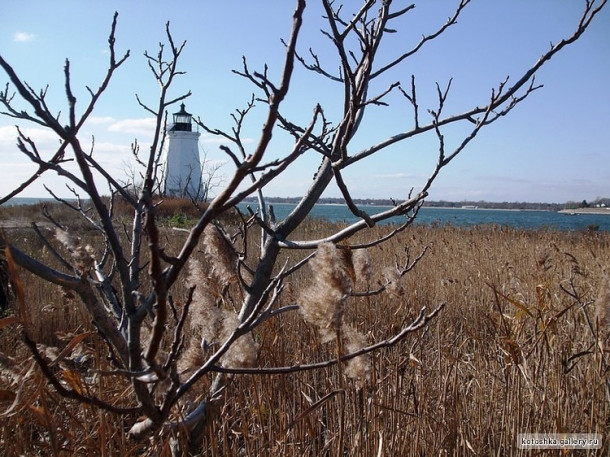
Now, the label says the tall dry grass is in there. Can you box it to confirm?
[1,212,608,455]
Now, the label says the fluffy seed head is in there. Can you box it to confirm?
[55,229,95,274]
[186,258,219,335]
[352,248,372,286]
[343,325,370,384]
[217,313,258,368]
[299,242,353,343]
[203,224,237,286]
[595,275,610,330]
[182,258,257,370]
[383,267,404,297]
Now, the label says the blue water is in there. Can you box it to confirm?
[6,198,609,231]
[238,202,610,231]
[4,197,66,206]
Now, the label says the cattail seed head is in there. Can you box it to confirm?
[343,324,370,384]
[594,275,610,331]
[383,267,404,297]
[352,248,372,286]
[55,229,95,274]
[203,224,237,286]
[217,313,258,368]
[299,242,353,343]
[181,258,257,371]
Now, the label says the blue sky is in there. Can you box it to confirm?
[1,1,608,203]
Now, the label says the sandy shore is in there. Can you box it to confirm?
[558,208,610,215]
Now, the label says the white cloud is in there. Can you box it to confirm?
[0,126,19,147]
[0,125,60,148]
[87,116,116,125]
[0,161,36,170]
[13,32,36,43]
[91,141,132,155]
[108,118,157,136]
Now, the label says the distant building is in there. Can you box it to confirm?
[161,103,203,199]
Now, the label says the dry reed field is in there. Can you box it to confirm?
[1,207,609,456]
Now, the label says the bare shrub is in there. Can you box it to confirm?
[0,1,606,452]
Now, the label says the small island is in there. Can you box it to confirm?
[558,207,610,215]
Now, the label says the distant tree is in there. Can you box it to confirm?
[0,0,605,452]
[581,199,590,208]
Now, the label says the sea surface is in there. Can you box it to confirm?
[238,202,610,232]
[6,198,610,231]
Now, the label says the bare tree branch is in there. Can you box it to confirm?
[0,0,605,448]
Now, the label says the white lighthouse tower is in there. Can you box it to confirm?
[161,103,203,199]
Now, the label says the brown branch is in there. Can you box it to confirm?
[21,328,140,415]
[210,303,446,375]
[162,286,194,372]
[144,209,167,364]
[371,0,471,79]
[332,166,375,227]
[276,192,426,249]
[222,103,322,210]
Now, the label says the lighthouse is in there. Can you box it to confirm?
[161,103,203,199]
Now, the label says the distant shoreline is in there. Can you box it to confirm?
[311,203,551,212]
[243,197,610,212]
[277,202,592,214]
[6,196,610,215]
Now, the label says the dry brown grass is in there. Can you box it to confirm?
[1,215,609,455]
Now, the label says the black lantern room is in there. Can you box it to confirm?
[171,103,193,132]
